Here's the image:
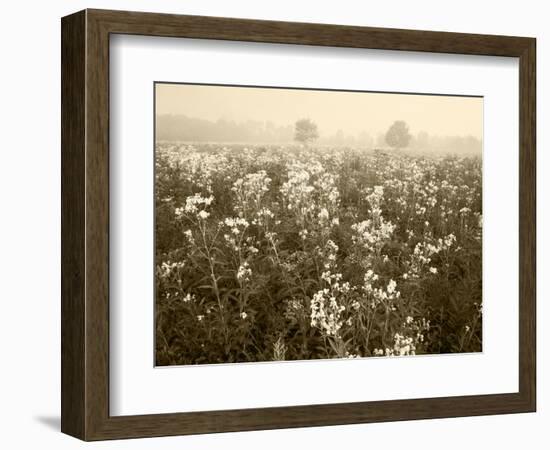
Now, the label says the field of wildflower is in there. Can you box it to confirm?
[155,143,482,365]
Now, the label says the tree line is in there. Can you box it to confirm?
[157,114,481,154]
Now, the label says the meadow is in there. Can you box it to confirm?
[155,143,482,365]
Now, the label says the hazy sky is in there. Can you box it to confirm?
[156,83,483,139]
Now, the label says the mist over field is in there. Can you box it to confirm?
[156,114,482,155]
[155,83,483,155]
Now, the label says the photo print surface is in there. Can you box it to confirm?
[154,83,483,366]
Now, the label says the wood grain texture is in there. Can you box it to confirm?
[61,10,86,439]
[518,39,536,408]
[61,8,536,441]
[89,8,532,56]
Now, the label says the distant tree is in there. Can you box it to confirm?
[294,118,319,146]
[385,120,412,149]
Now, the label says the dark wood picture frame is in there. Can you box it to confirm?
[61,9,536,441]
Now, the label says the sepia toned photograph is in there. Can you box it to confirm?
[154,83,483,366]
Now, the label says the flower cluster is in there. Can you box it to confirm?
[310,288,347,337]
[374,317,430,356]
[360,270,401,311]
[156,260,185,280]
[352,218,396,256]
[351,186,396,268]
[280,163,315,222]
[236,262,252,283]
[310,240,356,338]
[405,233,457,279]
[232,170,272,218]
[176,193,214,220]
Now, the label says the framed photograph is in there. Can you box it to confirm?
[61,9,536,440]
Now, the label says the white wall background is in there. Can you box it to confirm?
[0,0,546,448]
